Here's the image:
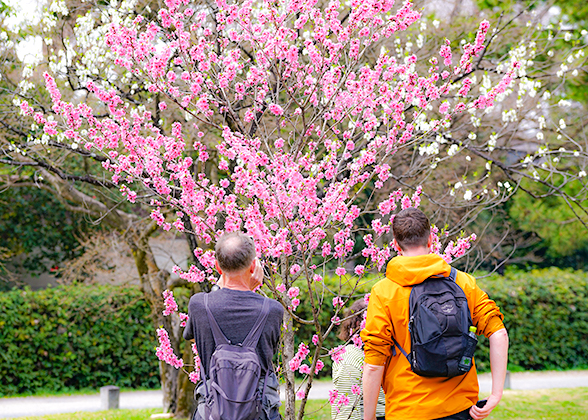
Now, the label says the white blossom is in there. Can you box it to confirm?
[502,109,517,123]
[447,144,459,156]
[488,133,497,151]
[419,141,440,156]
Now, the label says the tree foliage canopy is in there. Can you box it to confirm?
[1,0,588,417]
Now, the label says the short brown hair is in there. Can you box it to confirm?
[338,298,367,341]
[215,232,256,273]
[392,208,430,251]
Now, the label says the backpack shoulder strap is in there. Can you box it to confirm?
[391,335,409,362]
[242,297,270,348]
[448,267,457,282]
[203,292,230,346]
[428,266,457,281]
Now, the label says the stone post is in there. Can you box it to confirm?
[100,385,120,410]
[504,371,511,390]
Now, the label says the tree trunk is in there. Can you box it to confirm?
[128,223,195,417]
[282,311,296,420]
[176,340,197,418]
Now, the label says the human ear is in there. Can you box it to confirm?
[393,239,403,255]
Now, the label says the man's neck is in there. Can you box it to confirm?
[222,273,252,291]
[400,247,430,257]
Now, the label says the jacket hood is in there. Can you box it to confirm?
[385,254,451,286]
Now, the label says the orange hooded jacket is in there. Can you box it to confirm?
[361,254,505,419]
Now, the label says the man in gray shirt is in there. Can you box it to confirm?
[184,232,283,420]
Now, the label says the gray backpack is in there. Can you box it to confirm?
[202,293,270,420]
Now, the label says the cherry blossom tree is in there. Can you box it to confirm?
[2,0,588,417]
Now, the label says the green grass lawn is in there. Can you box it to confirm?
[12,409,164,420]
[11,387,588,420]
[0,387,160,400]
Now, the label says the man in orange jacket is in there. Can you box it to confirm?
[361,208,509,420]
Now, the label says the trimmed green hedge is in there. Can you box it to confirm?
[0,285,159,396]
[1,267,586,396]
[475,267,588,372]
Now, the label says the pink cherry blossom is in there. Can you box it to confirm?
[328,389,339,405]
[30,0,515,405]
[162,290,178,316]
[287,286,300,299]
[155,328,183,369]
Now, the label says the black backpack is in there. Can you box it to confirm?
[201,293,271,420]
[392,267,477,377]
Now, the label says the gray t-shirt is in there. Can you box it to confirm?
[183,288,284,377]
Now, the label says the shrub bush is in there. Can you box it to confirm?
[475,267,588,372]
[0,284,159,396]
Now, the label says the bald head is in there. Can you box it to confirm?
[215,232,256,273]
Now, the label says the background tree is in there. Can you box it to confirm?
[0,0,200,415]
[2,0,588,418]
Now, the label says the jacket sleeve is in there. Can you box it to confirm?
[464,274,505,338]
[361,289,393,366]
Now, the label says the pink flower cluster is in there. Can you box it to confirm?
[29,0,516,399]
[189,343,201,383]
[474,62,520,109]
[328,389,339,404]
[351,333,363,348]
[289,342,310,372]
[179,312,189,328]
[155,328,183,369]
[441,234,477,263]
[329,345,346,363]
[330,390,351,414]
[162,290,178,316]
[287,286,301,311]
